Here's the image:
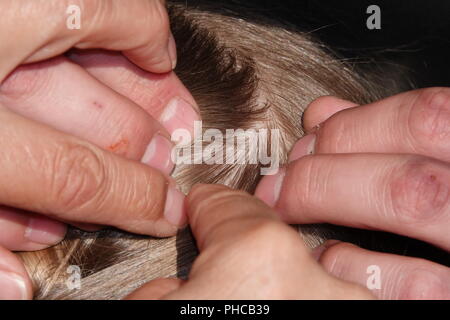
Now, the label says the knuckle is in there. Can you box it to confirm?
[399,269,450,300]
[127,169,165,221]
[49,142,105,213]
[78,0,108,30]
[245,220,287,242]
[407,88,450,150]
[241,220,301,258]
[390,157,449,223]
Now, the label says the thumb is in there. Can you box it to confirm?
[125,278,184,300]
[1,0,176,81]
[186,184,281,252]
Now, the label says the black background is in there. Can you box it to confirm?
[218,0,450,88]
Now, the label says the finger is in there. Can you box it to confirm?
[256,154,450,250]
[0,108,186,237]
[314,241,450,300]
[303,96,358,132]
[1,0,175,80]
[182,184,373,300]
[186,184,284,251]
[0,245,33,299]
[125,278,184,300]
[0,56,176,174]
[0,206,66,251]
[67,49,200,137]
[298,88,450,162]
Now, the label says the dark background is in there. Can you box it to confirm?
[219,0,450,88]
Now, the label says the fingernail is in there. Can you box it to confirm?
[288,134,316,162]
[159,97,200,138]
[24,217,67,245]
[164,185,187,228]
[167,33,177,70]
[255,168,286,207]
[141,134,175,175]
[311,240,341,261]
[0,271,28,300]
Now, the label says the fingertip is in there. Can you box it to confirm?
[73,0,174,74]
[303,96,358,132]
[163,185,187,228]
[158,96,201,141]
[124,21,176,74]
[311,240,342,261]
[288,134,316,162]
[254,168,286,208]
[0,208,66,251]
[0,246,33,300]
[141,133,175,176]
[124,43,173,74]
[316,241,360,274]
[24,217,67,247]
[0,271,31,300]
[167,33,177,70]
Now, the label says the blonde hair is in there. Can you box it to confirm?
[19,1,406,299]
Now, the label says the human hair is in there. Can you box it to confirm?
[18,1,441,300]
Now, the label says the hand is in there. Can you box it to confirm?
[126,184,374,300]
[255,88,450,299]
[0,0,177,78]
[0,0,200,299]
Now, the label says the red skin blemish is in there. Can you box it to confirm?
[107,139,129,155]
[93,101,103,109]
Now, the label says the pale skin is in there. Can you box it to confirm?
[0,0,199,299]
[256,89,450,299]
[127,90,450,299]
[126,184,375,300]
[0,0,448,300]
[127,90,450,300]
